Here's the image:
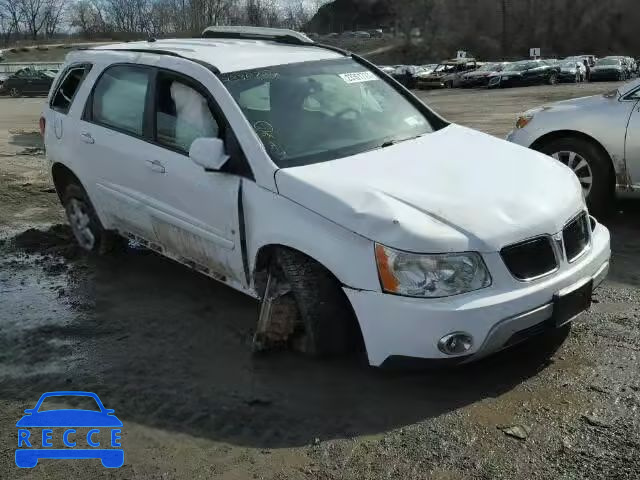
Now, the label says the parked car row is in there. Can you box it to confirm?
[379,54,638,91]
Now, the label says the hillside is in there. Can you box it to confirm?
[306,0,393,34]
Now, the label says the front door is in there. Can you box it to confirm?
[624,95,640,189]
[135,69,245,287]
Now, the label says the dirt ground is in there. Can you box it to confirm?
[1,82,639,479]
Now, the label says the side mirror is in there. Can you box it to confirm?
[189,137,229,171]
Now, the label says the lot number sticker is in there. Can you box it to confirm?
[339,72,378,83]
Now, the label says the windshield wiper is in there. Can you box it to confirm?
[379,133,425,149]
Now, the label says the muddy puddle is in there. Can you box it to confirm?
[0,224,583,450]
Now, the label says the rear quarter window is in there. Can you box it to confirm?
[51,65,92,114]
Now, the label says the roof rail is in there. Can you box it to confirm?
[202,26,314,45]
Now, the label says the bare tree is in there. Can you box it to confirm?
[0,0,24,44]
[43,0,67,38]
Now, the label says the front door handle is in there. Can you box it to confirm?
[145,159,166,173]
[80,131,94,144]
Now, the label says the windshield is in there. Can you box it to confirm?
[597,59,620,66]
[503,63,529,72]
[220,58,433,167]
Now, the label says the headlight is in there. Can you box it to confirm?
[515,112,535,129]
[375,244,491,298]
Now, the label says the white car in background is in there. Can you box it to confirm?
[42,27,610,367]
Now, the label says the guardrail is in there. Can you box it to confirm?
[0,62,63,74]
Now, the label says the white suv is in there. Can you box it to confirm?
[42,27,611,367]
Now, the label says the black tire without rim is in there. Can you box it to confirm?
[538,136,613,217]
[62,183,119,254]
[275,248,356,357]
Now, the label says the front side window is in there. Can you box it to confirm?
[155,73,219,153]
[51,65,91,114]
[220,58,433,167]
[91,65,150,136]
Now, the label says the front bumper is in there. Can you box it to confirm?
[460,77,490,88]
[590,71,621,81]
[345,222,610,367]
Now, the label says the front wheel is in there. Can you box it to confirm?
[548,74,558,85]
[275,248,358,357]
[538,137,614,218]
[444,80,454,88]
[9,87,21,97]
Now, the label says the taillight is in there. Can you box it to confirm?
[39,116,46,137]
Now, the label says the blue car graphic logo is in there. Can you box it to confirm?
[15,391,123,468]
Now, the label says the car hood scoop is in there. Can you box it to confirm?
[275,124,584,253]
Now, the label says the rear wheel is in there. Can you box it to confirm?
[538,136,614,218]
[9,87,21,97]
[548,74,558,85]
[62,183,121,254]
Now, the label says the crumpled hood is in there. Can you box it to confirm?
[275,125,584,253]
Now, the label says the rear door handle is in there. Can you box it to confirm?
[145,159,166,173]
[80,131,94,144]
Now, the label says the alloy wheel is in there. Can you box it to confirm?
[66,198,96,250]
[551,151,594,197]
[9,87,20,97]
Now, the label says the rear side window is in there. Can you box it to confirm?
[51,65,91,114]
[91,65,150,136]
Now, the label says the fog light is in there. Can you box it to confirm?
[438,332,473,355]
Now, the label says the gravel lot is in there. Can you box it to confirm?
[1,82,639,479]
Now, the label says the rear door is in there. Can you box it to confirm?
[46,64,93,167]
[75,64,157,240]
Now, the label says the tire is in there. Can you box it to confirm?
[9,87,21,97]
[537,136,614,218]
[445,80,454,89]
[548,74,558,85]
[62,183,121,254]
[275,248,357,357]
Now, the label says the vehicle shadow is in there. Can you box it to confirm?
[0,233,568,449]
